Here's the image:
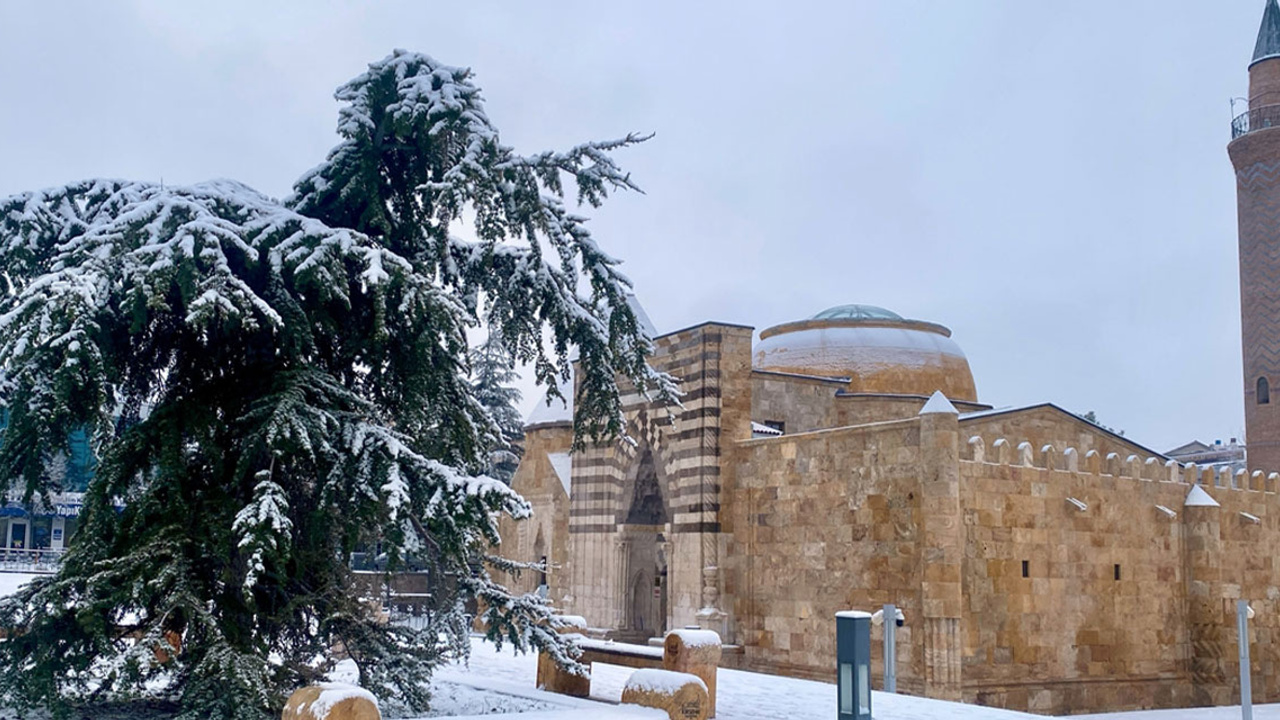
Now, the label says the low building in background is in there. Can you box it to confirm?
[1166,437,1247,475]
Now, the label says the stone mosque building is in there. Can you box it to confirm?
[499,3,1280,715]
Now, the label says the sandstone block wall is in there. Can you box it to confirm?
[497,423,573,601]
[724,402,1280,716]
[723,418,927,689]
[750,370,843,434]
[959,436,1280,714]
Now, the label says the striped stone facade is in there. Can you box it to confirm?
[564,322,753,638]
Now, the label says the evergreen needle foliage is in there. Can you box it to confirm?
[468,327,525,485]
[0,50,673,719]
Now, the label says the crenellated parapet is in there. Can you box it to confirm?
[962,434,1280,494]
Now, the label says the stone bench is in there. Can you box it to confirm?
[538,624,722,717]
[621,668,708,720]
[282,683,380,720]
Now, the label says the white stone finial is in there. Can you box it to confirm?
[1185,484,1220,508]
[919,390,958,416]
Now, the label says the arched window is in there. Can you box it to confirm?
[1260,376,1271,405]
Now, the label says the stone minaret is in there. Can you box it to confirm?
[1229,0,1280,473]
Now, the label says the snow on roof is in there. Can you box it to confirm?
[919,390,958,416]
[751,421,783,437]
[1185,484,1220,508]
[958,402,1169,460]
[526,370,574,428]
[547,451,572,496]
[626,293,658,339]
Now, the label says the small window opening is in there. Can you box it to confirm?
[1021,560,1029,578]
[764,420,786,434]
[1259,376,1271,405]
[538,555,548,587]
[1113,564,1121,581]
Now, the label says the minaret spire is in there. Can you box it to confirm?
[1254,0,1280,66]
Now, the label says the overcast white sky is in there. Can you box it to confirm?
[0,1,1266,451]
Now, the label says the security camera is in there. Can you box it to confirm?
[870,608,906,627]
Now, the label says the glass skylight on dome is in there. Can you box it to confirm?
[810,304,903,321]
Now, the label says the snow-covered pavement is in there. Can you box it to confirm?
[0,572,38,597]
[433,637,1280,719]
[429,637,1039,720]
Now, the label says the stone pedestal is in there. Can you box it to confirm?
[918,396,964,700]
[1184,498,1228,706]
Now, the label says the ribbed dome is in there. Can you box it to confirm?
[754,305,978,401]
[811,304,903,321]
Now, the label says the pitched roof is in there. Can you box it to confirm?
[525,369,573,428]
[1185,484,1220,508]
[958,402,1169,460]
[919,390,958,416]
[1255,0,1280,66]
[1166,440,1211,457]
[546,451,572,496]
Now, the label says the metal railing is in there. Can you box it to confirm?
[0,548,64,573]
[1233,104,1280,139]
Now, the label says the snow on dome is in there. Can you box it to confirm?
[755,305,978,401]
[811,304,904,321]
[525,369,574,429]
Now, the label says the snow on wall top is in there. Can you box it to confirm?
[667,628,721,648]
[526,370,574,428]
[554,614,588,629]
[547,451,572,496]
[305,683,378,720]
[751,421,783,437]
[624,668,707,694]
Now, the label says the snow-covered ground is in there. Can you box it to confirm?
[426,637,1280,720]
[418,636,1039,720]
[0,568,1272,720]
[0,572,38,597]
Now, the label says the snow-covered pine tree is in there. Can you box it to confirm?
[0,50,673,720]
[468,327,524,484]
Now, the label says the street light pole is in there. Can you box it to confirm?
[883,603,897,693]
[1238,599,1252,720]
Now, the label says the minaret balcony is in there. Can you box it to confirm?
[1233,104,1280,139]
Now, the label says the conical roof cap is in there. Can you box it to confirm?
[1254,0,1280,66]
